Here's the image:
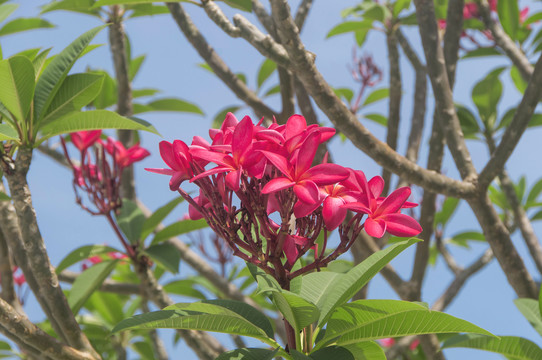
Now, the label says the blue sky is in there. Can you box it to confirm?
[3,1,542,359]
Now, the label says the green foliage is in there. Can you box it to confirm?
[116,199,146,244]
[257,59,277,89]
[442,334,542,360]
[362,88,389,107]
[140,197,184,241]
[144,242,181,273]
[497,0,520,40]
[151,218,208,244]
[216,348,279,360]
[56,244,121,273]
[0,56,35,123]
[326,21,373,39]
[471,69,503,130]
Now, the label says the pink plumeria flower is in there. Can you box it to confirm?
[146,140,193,191]
[102,137,150,168]
[71,130,101,151]
[379,338,395,347]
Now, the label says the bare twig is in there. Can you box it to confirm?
[167,2,278,120]
[442,0,465,87]
[0,230,17,309]
[478,53,542,189]
[294,0,313,30]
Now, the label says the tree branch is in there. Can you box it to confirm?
[476,0,533,80]
[413,0,477,181]
[167,2,278,120]
[268,0,475,199]
[0,230,17,309]
[478,53,542,189]
[294,0,313,30]
[0,297,95,360]
[108,6,136,201]
[3,149,99,358]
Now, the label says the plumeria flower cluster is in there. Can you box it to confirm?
[61,130,150,215]
[147,114,421,287]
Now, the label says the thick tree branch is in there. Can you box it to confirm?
[268,0,475,199]
[0,230,17,309]
[442,0,465,87]
[413,0,477,181]
[382,27,402,195]
[0,297,95,360]
[4,148,99,358]
[478,53,542,189]
[167,2,277,120]
[468,192,538,299]
[109,6,136,201]
[476,0,533,80]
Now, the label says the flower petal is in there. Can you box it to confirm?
[380,213,422,237]
[323,196,347,231]
[232,116,253,161]
[368,176,384,198]
[260,150,292,178]
[225,169,242,191]
[294,199,321,218]
[262,177,295,194]
[305,163,350,185]
[284,114,307,140]
[294,180,320,204]
[374,187,411,217]
[365,217,386,238]
[295,132,319,176]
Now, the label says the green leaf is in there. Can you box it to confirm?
[34,26,105,124]
[90,70,116,109]
[333,88,354,103]
[127,4,170,18]
[456,104,480,138]
[510,66,528,93]
[0,3,18,24]
[442,334,542,360]
[42,73,104,124]
[497,0,519,40]
[68,259,118,314]
[32,48,52,80]
[94,0,187,6]
[327,21,373,38]
[141,197,184,241]
[316,300,493,349]
[257,59,276,89]
[299,238,420,327]
[256,274,319,334]
[38,110,160,141]
[116,199,145,244]
[86,291,126,326]
[340,341,386,360]
[56,244,121,274]
[216,348,279,360]
[514,298,542,337]
[263,85,281,97]
[472,70,503,130]
[137,98,204,115]
[0,56,35,122]
[362,88,389,106]
[363,113,387,126]
[0,18,54,37]
[451,231,485,242]
[132,88,160,98]
[224,0,252,12]
[112,300,277,346]
[0,192,10,201]
[128,54,145,81]
[461,47,501,59]
[151,218,208,245]
[527,178,542,204]
[435,197,459,227]
[393,0,411,17]
[41,0,99,17]
[0,124,19,141]
[144,242,181,273]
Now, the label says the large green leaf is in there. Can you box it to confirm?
[0,18,54,37]
[93,0,187,7]
[339,341,386,360]
[56,244,121,273]
[68,259,118,314]
[135,98,204,115]
[163,279,207,299]
[497,0,519,40]
[327,21,373,38]
[223,0,252,12]
[434,197,459,227]
[442,334,542,360]
[299,238,420,327]
[0,124,19,141]
[116,199,146,244]
[34,26,104,124]
[112,300,277,346]
[151,218,208,245]
[38,110,159,141]
[0,56,35,122]
[316,300,493,349]
[362,88,389,106]
[216,348,279,360]
[32,48,52,80]
[144,242,181,273]
[41,0,100,17]
[257,274,319,334]
[514,298,542,337]
[141,197,184,241]
[42,73,104,124]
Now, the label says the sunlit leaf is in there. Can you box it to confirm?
[144,242,181,273]
[141,197,184,241]
[116,199,146,244]
[0,56,35,122]
[442,334,542,360]
[151,218,208,245]
[56,244,121,274]
[68,260,118,314]
[0,18,54,37]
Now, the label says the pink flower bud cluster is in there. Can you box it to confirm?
[61,130,150,215]
[147,114,421,286]
[81,251,128,271]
